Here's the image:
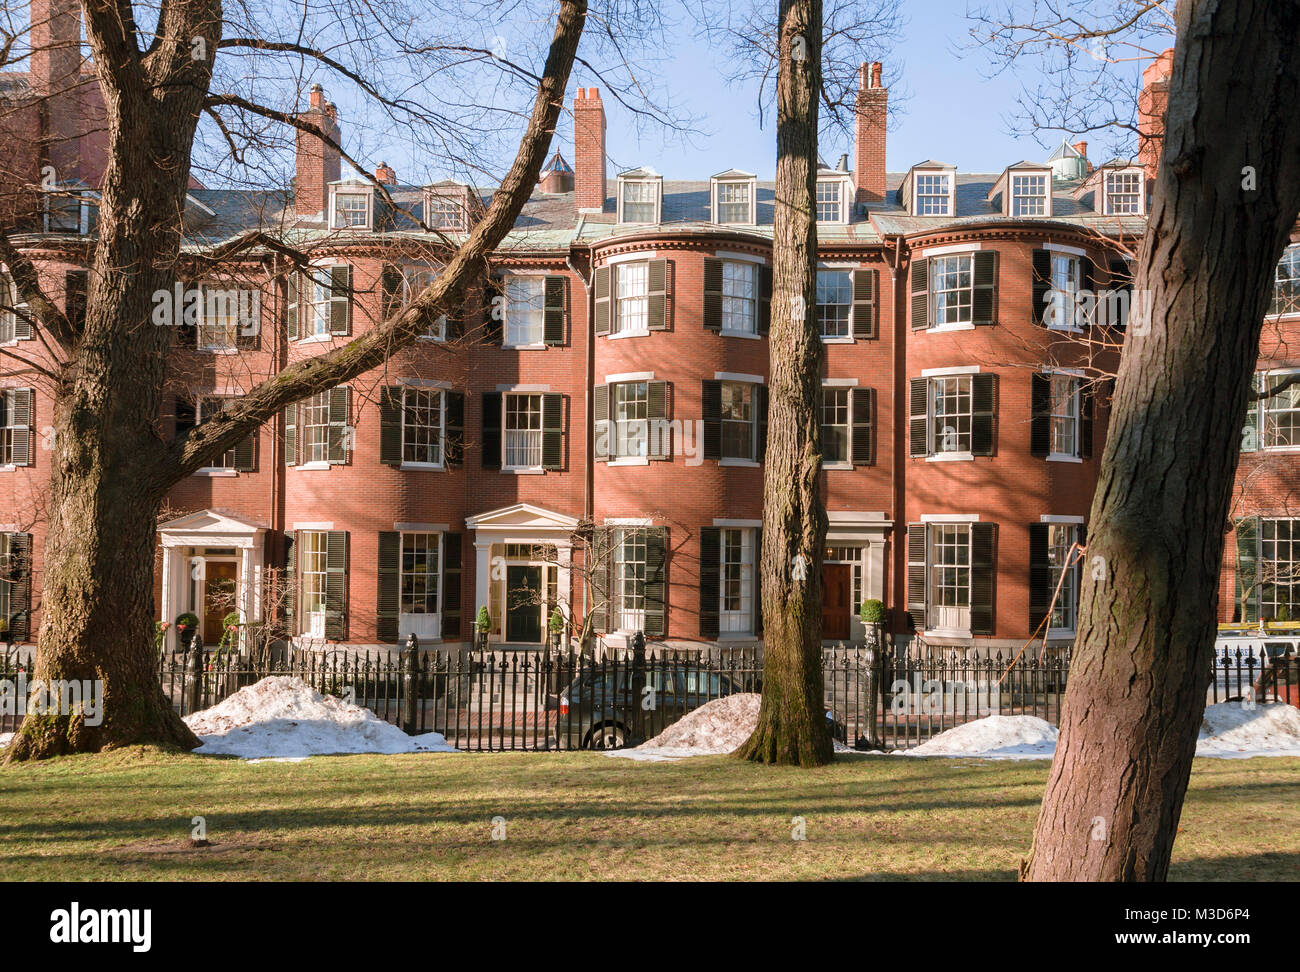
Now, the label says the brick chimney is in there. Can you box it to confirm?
[573,88,606,212]
[29,0,84,178]
[375,161,396,186]
[1138,48,1174,180]
[854,62,887,205]
[295,84,342,217]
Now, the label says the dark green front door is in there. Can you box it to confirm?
[505,565,543,643]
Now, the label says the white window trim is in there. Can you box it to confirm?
[925,451,974,463]
[921,365,980,378]
[910,169,956,218]
[329,186,374,230]
[605,371,655,384]
[920,514,980,523]
[710,179,757,225]
[815,175,853,225]
[501,273,548,349]
[501,392,544,472]
[714,371,765,384]
[399,386,446,470]
[43,190,92,235]
[1008,170,1052,218]
[616,175,663,225]
[1102,167,1146,217]
[1041,514,1085,524]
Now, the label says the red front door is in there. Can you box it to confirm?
[822,564,852,640]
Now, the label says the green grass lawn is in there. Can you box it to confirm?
[1,749,1297,881]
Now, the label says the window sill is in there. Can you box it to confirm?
[0,464,15,473]
[608,457,649,467]
[607,329,650,340]
[717,632,757,641]
[192,467,238,477]
[820,335,854,345]
[417,334,446,343]
[822,462,854,471]
[295,333,335,345]
[924,628,972,639]
[295,461,331,471]
[1046,454,1083,464]
[719,329,762,341]
[719,458,760,468]
[400,461,445,471]
[1261,445,1300,454]
[926,452,974,463]
[503,342,547,350]
[927,323,976,333]
[197,346,240,355]
[502,467,545,475]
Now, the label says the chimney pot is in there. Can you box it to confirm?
[1073,140,1088,158]
[375,161,396,186]
[870,62,883,88]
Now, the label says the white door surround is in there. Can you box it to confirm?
[158,510,267,652]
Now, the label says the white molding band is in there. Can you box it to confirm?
[603,251,658,266]
[920,514,980,523]
[291,522,334,531]
[714,371,765,384]
[822,377,859,387]
[921,365,981,377]
[713,250,768,265]
[1043,242,1086,257]
[605,371,655,384]
[1040,514,1086,524]
[713,518,762,527]
[496,383,551,392]
[919,242,982,257]
[395,522,451,532]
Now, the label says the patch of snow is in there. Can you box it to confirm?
[606,694,855,762]
[902,715,1058,760]
[1196,701,1300,758]
[183,676,458,759]
[0,732,11,749]
[893,703,1300,761]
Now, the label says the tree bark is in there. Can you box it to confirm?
[1023,0,1300,880]
[735,0,832,767]
[6,0,588,760]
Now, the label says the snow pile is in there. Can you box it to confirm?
[902,715,1058,760]
[184,676,457,759]
[1196,701,1300,758]
[607,693,854,762]
[0,732,11,749]
[897,703,1300,760]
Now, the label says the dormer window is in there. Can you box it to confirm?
[711,172,756,225]
[1011,172,1049,217]
[331,190,371,229]
[1103,168,1145,215]
[43,187,94,235]
[816,179,843,223]
[915,172,952,216]
[617,170,663,225]
[424,183,472,231]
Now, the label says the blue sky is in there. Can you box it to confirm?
[596,0,1097,180]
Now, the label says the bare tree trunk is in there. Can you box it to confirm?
[1023,0,1300,880]
[6,0,588,760]
[735,0,832,767]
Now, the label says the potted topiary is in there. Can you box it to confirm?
[859,599,886,647]
[549,607,565,649]
[473,606,491,673]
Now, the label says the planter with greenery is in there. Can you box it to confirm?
[859,599,886,647]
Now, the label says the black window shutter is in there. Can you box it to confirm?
[702,258,723,331]
[970,523,996,636]
[972,251,998,326]
[701,380,722,460]
[699,526,721,639]
[444,391,465,467]
[283,531,297,632]
[232,431,256,472]
[588,528,609,634]
[483,275,504,344]
[756,384,769,460]
[544,275,567,345]
[593,266,612,336]
[909,377,930,457]
[481,392,502,469]
[647,259,671,331]
[906,523,927,632]
[1080,383,1095,459]
[542,393,565,470]
[593,384,610,461]
[324,530,348,640]
[380,264,403,320]
[4,532,31,640]
[442,533,463,638]
[1235,517,1260,623]
[643,528,667,637]
[327,386,350,464]
[910,258,929,330]
[283,402,298,467]
[851,387,875,465]
[1028,522,1051,634]
[971,374,997,456]
[65,270,87,331]
[851,267,878,339]
[329,265,352,335]
[647,381,670,459]
[1030,373,1051,457]
[757,264,773,335]
[379,386,403,466]
[1032,249,1052,326]
[1108,257,1132,331]
[377,531,401,642]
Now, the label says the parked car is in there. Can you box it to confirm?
[554,665,843,750]
[1253,642,1299,706]
[1213,638,1300,706]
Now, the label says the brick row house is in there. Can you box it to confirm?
[2,17,1298,655]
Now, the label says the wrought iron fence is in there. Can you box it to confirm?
[0,638,1295,749]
